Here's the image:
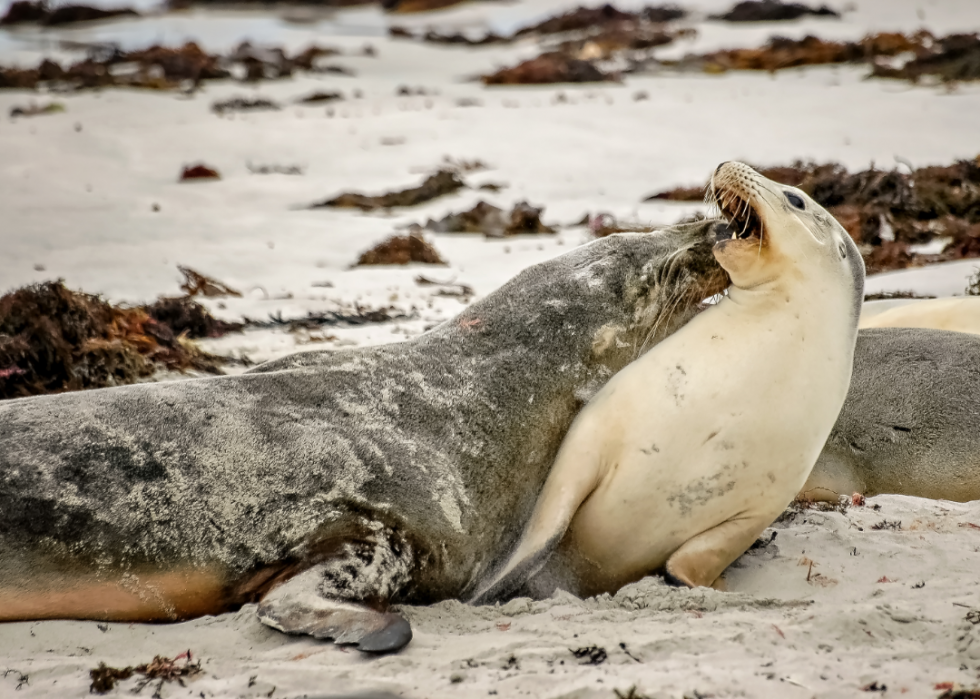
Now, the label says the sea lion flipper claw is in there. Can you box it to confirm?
[256,566,412,653]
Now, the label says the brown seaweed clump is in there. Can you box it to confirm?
[212,96,280,114]
[397,3,685,55]
[145,296,243,338]
[0,1,138,26]
[482,52,614,85]
[665,30,980,83]
[0,40,347,92]
[645,157,980,274]
[424,201,555,237]
[356,234,446,266]
[313,169,465,210]
[0,282,236,400]
[871,33,980,84]
[709,0,839,22]
[179,164,221,181]
[697,32,922,72]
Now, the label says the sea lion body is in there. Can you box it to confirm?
[0,222,728,651]
[804,327,980,503]
[473,162,864,602]
[860,297,980,336]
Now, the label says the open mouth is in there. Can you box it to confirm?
[712,187,764,243]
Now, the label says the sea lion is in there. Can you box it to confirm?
[0,220,729,653]
[473,162,864,603]
[860,297,980,336]
[803,327,980,503]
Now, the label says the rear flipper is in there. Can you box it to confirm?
[257,566,411,653]
[257,525,415,653]
[663,514,773,589]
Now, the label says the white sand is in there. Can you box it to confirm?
[2,496,979,698]
[2,0,980,696]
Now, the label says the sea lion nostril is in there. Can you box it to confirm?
[714,221,736,242]
[715,162,729,175]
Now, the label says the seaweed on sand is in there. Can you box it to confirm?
[312,169,465,210]
[709,0,839,22]
[0,282,236,400]
[355,234,446,266]
[424,201,555,237]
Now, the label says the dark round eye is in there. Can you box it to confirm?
[785,192,806,210]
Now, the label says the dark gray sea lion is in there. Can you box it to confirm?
[0,220,729,653]
[803,327,980,503]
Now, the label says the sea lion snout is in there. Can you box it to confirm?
[712,221,737,243]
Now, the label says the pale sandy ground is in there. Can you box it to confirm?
[2,496,979,698]
[2,0,980,697]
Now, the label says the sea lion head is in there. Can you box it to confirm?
[620,219,732,360]
[708,161,862,292]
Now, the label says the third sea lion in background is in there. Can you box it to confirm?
[804,327,980,504]
[860,297,980,336]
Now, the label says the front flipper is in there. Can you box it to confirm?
[257,565,412,653]
[470,428,605,605]
[663,514,773,589]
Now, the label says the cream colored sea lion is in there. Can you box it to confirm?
[860,296,980,335]
[0,221,729,653]
[473,162,865,602]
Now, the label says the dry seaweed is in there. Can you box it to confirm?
[424,200,555,237]
[89,651,202,695]
[646,157,980,273]
[254,305,413,330]
[396,4,685,50]
[0,282,234,400]
[177,266,241,298]
[482,52,614,85]
[212,96,280,114]
[864,290,935,301]
[659,30,980,82]
[967,268,980,296]
[709,0,839,22]
[295,90,343,104]
[312,169,465,210]
[145,296,243,338]
[871,33,980,84]
[1,1,138,26]
[179,164,220,181]
[695,32,922,73]
[355,234,446,266]
[0,40,347,92]
[382,0,467,11]
[9,101,64,117]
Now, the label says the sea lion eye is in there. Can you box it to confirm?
[785,192,806,210]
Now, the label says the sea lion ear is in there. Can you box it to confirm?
[839,242,847,259]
